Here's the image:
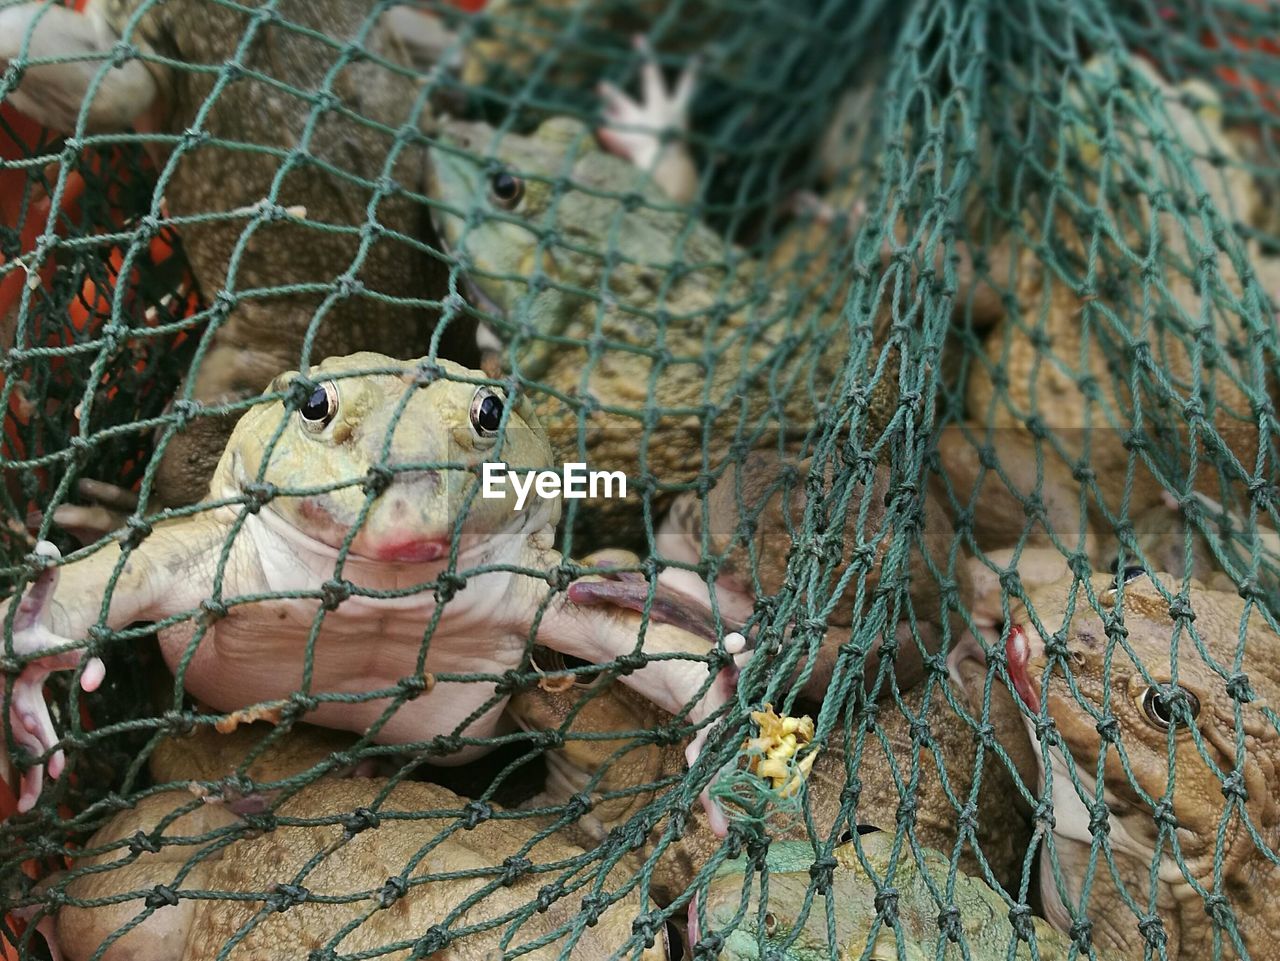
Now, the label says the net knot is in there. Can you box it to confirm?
[997,569,1021,595]
[1024,416,1049,442]
[312,90,340,114]
[1123,426,1151,453]
[693,931,725,956]
[144,885,180,909]
[1069,918,1093,950]
[163,710,196,736]
[538,728,565,750]
[128,830,161,855]
[271,883,309,911]
[631,911,662,945]
[462,799,492,828]
[579,892,608,926]
[500,854,532,886]
[1225,673,1254,703]
[343,807,380,836]
[1249,479,1276,508]
[121,514,153,549]
[1033,796,1056,831]
[212,291,238,317]
[68,435,92,462]
[563,792,592,820]
[199,598,228,623]
[1151,798,1178,830]
[1008,903,1034,941]
[379,875,409,907]
[614,652,648,674]
[495,668,527,695]
[320,578,351,611]
[1203,893,1234,926]
[1095,714,1120,743]
[240,481,276,513]
[546,563,575,592]
[1220,771,1249,804]
[937,904,964,942]
[1138,914,1168,949]
[536,882,564,912]
[1087,802,1110,837]
[873,886,899,922]
[364,465,394,496]
[398,673,434,699]
[896,794,918,825]
[1042,633,1070,661]
[1071,462,1096,485]
[808,854,838,892]
[434,571,468,604]
[413,926,451,957]
[1166,596,1196,622]
[430,733,463,756]
[1236,579,1270,604]
[335,276,365,300]
[413,359,443,385]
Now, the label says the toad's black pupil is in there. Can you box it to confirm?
[302,386,330,420]
[1119,565,1145,583]
[492,172,519,200]
[477,394,503,432]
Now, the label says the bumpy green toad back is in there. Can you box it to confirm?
[699,835,1113,960]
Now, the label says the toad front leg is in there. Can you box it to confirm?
[3,543,105,812]
[3,530,216,811]
[533,581,746,836]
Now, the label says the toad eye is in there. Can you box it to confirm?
[470,387,506,439]
[299,382,338,432]
[489,169,524,209]
[1116,566,1145,585]
[1141,685,1201,729]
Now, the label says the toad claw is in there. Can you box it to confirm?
[5,541,105,813]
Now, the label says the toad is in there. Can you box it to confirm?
[2,353,739,830]
[1006,568,1280,959]
[38,776,670,961]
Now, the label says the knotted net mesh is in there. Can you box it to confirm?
[1,0,1279,959]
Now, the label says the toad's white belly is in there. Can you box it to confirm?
[156,510,544,763]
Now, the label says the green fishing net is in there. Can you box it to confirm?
[1,0,1279,958]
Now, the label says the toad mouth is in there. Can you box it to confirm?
[430,213,510,324]
[1005,624,1042,713]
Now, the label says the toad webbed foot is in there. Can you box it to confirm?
[597,34,699,203]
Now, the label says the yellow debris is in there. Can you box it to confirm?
[744,704,819,798]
